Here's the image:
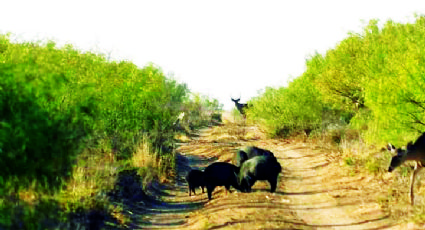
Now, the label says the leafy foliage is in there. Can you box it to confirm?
[0,34,223,228]
[179,93,223,130]
[250,15,425,145]
[249,74,324,137]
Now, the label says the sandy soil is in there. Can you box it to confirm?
[134,113,423,230]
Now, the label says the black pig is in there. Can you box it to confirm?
[235,150,248,167]
[235,146,274,167]
[244,146,274,158]
[185,169,205,196]
[204,162,241,200]
[238,156,281,193]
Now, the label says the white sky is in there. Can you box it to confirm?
[1,1,423,110]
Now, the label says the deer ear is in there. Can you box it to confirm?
[387,143,396,152]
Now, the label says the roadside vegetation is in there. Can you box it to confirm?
[0,34,222,229]
[247,15,425,223]
[4,13,425,229]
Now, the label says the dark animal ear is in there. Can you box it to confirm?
[239,150,248,160]
[407,141,414,150]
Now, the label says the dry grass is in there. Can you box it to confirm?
[13,148,119,208]
[175,133,191,142]
[136,113,422,229]
[317,128,425,225]
[263,123,425,226]
[59,135,165,227]
[130,113,425,229]
[61,149,117,204]
[130,136,168,185]
[131,136,158,168]
[208,111,266,143]
[206,123,249,142]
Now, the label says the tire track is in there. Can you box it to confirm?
[135,121,402,229]
[277,143,395,229]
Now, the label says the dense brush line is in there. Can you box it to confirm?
[249,16,425,146]
[0,34,223,229]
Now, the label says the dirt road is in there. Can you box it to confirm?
[135,116,414,229]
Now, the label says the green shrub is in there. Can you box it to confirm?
[0,32,224,228]
[0,62,94,193]
[251,15,425,146]
[306,17,425,145]
[0,33,224,228]
[0,34,193,190]
[178,93,223,131]
[249,74,324,137]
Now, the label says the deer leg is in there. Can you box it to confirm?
[410,162,423,205]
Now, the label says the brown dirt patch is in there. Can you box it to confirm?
[134,115,423,229]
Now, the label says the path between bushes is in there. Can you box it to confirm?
[134,115,412,230]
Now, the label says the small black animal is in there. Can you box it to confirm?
[203,162,241,200]
[185,169,205,196]
[235,146,275,167]
[231,97,250,117]
[238,155,282,193]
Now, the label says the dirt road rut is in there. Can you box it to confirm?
[136,121,402,229]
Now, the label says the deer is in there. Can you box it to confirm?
[387,132,425,205]
[231,97,249,118]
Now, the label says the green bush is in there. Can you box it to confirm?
[251,15,425,145]
[307,17,425,145]
[0,34,192,191]
[0,60,94,193]
[0,33,223,228]
[178,93,223,131]
[249,74,324,137]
